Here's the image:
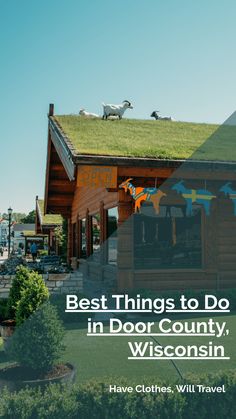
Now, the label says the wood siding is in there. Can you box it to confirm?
[71,185,118,222]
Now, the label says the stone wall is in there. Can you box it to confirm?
[0,271,83,299]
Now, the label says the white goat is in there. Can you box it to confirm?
[79,108,100,118]
[102,100,133,119]
[151,111,172,121]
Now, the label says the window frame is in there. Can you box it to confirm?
[106,206,118,266]
[79,217,88,259]
[133,204,204,271]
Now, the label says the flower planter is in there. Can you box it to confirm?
[0,320,15,350]
[0,362,76,391]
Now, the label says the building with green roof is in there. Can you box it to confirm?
[36,196,62,254]
[44,104,236,291]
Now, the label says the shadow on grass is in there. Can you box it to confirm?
[0,349,13,364]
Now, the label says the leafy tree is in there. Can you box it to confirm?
[55,218,67,260]
[0,212,26,222]
[21,210,36,224]
[9,303,65,372]
[7,265,32,319]
[1,213,8,220]
[15,271,49,325]
[54,225,63,248]
[12,213,27,223]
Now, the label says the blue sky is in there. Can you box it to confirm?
[1,0,236,213]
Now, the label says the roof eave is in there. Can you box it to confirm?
[73,154,184,168]
[36,199,43,228]
[49,117,76,181]
[73,154,236,172]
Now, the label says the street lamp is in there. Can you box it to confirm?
[8,207,13,258]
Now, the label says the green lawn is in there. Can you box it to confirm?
[54,116,236,162]
[60,314,235,383]
[1,314,235,384]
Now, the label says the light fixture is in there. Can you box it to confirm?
[7,207,13,258]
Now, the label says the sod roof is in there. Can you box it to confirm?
[52,115,236,162]
[22,231,47,237]
[21,231,35,236]
[37,199,63,226]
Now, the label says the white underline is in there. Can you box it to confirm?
[166,310,230,313]
[65,309,230,313]
[65,310,152,313]
[128,357,230,360]
[87,333,215,337]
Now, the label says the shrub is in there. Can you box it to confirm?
[15,271,49,326]
[182,371,236,419]
[8,302,65,372]
[0,385,78,419]
[38,249,48,257]
[7,265,31,319]
[1,372,236,419]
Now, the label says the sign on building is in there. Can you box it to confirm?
[77,165,117,188]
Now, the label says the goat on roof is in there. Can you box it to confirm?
[102,100,133,120]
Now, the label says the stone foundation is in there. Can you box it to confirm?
[0,271,83,299]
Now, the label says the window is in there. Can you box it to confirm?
[107,207,118,265]
[91,213,101,262]
[80,218,87,258]
[134,205,202,269]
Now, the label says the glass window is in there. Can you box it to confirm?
[92,214,101,262]
[107,207,118,265]
[134,205,202,269]
[80,219,87,259]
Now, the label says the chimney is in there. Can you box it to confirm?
[48,103,54,116]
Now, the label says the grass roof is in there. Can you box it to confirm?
[37,199,63,226]
[53,116,236,162]
[22,231,47,237]
[22,231,36,237]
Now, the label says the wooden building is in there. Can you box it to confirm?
[35,197,62,254]
[22,231,47,256]
[44,104,236,291]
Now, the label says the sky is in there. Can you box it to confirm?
[0,0,236,213]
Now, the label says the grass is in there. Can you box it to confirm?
[54,116,236,162]
[1,314,234,384]
[60,314,236,383]
[37,199,62,226]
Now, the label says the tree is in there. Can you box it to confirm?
[54,219,67,260]
[12,213,27,223]
[21,210,36,224]
[9,303,65,372]
[15,270,49,325]
[7,265,32,319]
[1,213,8,220]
